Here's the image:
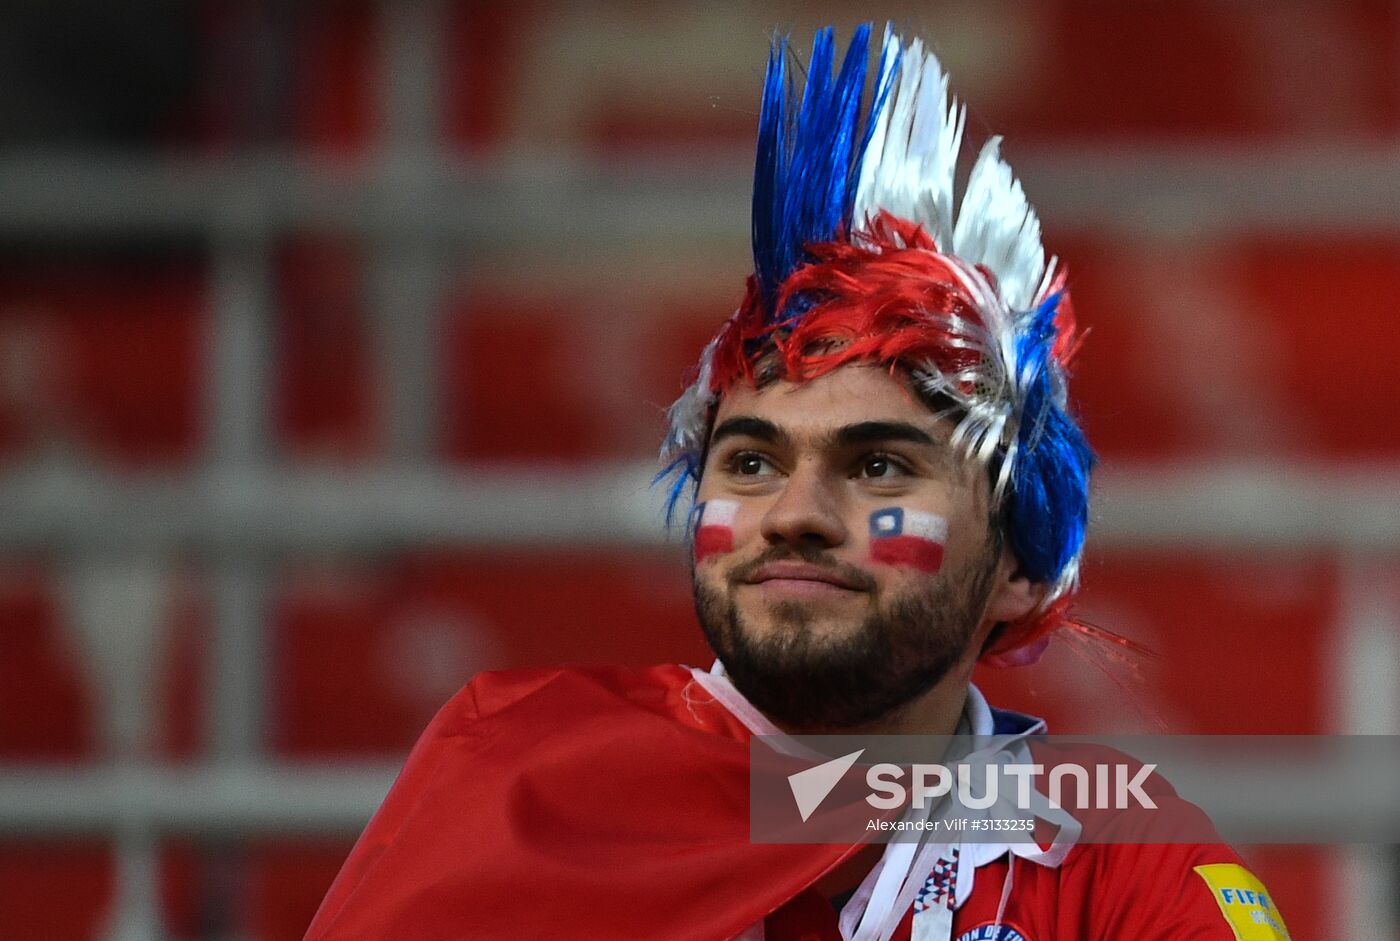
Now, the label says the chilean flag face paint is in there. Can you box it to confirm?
[691,499,739,563]
[868,507,947,574]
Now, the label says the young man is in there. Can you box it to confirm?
[306,25,1289,941]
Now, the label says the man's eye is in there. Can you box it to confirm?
[858,455,906,479]
[732,452,773,476]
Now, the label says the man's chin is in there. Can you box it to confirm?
[734,599,869,645]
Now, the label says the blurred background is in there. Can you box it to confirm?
[0,1,1396,938]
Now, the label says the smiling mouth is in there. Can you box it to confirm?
[741,560,870,593]
[747,578,864,601]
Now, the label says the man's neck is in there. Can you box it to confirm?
[701,659,980,737]
[821,679,971,736]
[766,663,978,737]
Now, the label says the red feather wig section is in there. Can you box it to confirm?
[712,213,1000,394]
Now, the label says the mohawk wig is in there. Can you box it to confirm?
[660,25,1094,665]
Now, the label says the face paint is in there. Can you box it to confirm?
[692,499,739,563]
[868,507,947,574]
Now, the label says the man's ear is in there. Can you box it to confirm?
[983,544,1048,625]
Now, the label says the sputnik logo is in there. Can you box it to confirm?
[786,749,865,822]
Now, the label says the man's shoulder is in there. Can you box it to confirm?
[1055,839,1288,935]
[1059,833,1244,876]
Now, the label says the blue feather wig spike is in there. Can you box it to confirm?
[1007,294,1095,586]
[750,38,788,303]
[751,24,890,315]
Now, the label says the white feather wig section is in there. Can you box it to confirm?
[660,334,719,465]
[904,254,1026,503]
[853,31,1048,314]
[951,137,1047,311]
[852,31,965,251]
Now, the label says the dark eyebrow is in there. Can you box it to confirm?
[832,421,938,449]
[708,416,786,448]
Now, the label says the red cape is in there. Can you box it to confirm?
[305,665,858,940]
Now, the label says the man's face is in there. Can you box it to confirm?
[691,363,1015,731]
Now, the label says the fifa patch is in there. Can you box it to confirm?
[691,499,738,562]
[1193,863,1291,940]
[868,507,947,573]
[955,925,1028,941]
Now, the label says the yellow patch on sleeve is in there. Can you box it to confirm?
[1193,863,1291,940]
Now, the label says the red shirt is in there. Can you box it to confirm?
[766,840,1283,940]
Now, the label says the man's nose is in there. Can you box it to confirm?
[758,461,848,549]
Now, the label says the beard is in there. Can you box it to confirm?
[693,544,999,732]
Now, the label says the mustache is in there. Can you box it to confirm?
[726,545,878,592]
